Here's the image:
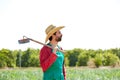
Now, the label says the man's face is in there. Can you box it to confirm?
[54,30,62,42]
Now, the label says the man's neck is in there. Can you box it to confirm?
[50,40,58,48]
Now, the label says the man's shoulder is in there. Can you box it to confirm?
[41,45,51,51]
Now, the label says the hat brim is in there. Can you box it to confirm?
[45,26,64,43]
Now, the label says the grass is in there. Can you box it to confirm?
[0,67,42,80]
[0,67,120,80]
[66,67,120,80]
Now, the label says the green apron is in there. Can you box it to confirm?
[43,44,64,80]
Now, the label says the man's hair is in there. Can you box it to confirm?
[49,32,56,41]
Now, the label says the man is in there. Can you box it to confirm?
[40,25,66,80]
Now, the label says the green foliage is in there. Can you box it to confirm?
[0,47,120,68]
[64,57,69,66]
[0,53,7,67]
[0,49,16,68]
[88,49,96,58]
[76,51,90,66]
[0,68,43,80]
[94,53,103,67]
[65,48,81,66]
[109,48,120,59]
[1,68,120,80]
[21,48,40,67]
[16,50,22,67]
[103,52,119,66]
[0,48,40,68]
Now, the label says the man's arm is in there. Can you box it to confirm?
[40,46,57,72]
[63,61,66,80]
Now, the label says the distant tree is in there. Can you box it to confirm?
[94,53,103,67]
[103,52,119,66]
[21,48,39,67]
[0,49,16,68]
[65,48,81,66]
[76,51,90,66]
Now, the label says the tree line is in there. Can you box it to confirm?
[0,48,120,68]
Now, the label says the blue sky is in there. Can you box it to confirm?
[0,0,120,50]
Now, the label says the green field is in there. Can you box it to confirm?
[0,67,120,80]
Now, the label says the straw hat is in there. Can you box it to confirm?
[45,24,64,43]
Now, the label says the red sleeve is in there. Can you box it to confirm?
[63,65,66,80]
[61,47,66,80]
[40,46,57,72]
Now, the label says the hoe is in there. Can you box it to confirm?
[18,36,65,53]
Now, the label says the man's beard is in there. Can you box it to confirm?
[55,35,62,42]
